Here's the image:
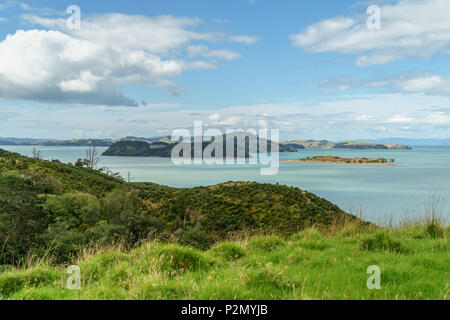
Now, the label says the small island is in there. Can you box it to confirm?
[283,155,395,165]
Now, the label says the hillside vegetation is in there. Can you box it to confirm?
[0,149,356,266]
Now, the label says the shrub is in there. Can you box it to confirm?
[291,228,324,241]
[425,223,445,239]
[248,236,286,251]
[81,251,131,279]
[209,242,246,261]
[0,268,60,297]
[176,225,212,250]
[361,231,405,253]
[152,245,211,273]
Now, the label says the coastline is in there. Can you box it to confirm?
[282,159,394,165]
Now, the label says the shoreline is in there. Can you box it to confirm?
[282,159,394,166]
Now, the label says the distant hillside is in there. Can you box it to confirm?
[362,138,450,147]
[102,140,175,157]
[0,136,416,149]
[0,137,114,147]
[0,148,357,265]
[38,139,114,147]
[103,135,296,158]
[282,140,411,150]
[0,140,17,146]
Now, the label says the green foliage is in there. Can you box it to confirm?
[291,228,324,241]
[248,235,286,251]
[208,242,246,261]
[152,245,212,273]
[81,251,131,279]
[41,193,102,226]
[176,225,212,250]
[0,174,48,264]
[425,223,445,239]
[102,140,174,157]
[0,268,59,296]
[361,231,406,253]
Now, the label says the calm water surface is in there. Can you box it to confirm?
[2,145,450,223]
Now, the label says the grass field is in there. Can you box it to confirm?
[1,223,448,300]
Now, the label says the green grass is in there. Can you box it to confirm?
[1,225,448,300]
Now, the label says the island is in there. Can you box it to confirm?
[283,155,395,165]
[102,135,296,158]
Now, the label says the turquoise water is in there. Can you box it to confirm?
[2,145,450,223]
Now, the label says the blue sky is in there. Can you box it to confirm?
[1,0,450,140]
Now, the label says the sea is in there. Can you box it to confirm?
[2,145,450,224]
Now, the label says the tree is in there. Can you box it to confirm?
[127,171,133,183]
[32,148,43,160]
[84,146,100,169]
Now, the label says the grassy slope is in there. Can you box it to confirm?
[0,149,447,300]
[0,226,448,300]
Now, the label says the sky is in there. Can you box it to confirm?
[0,0,450,140]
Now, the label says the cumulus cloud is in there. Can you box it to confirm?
[0,13,256,106]
[290,0,450,66]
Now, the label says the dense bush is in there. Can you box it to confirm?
[0,174,48,264]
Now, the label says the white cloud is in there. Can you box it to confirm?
[386,114,414,124]
[321,72,450,97]
[229,35,260,45]
[20,3,31,10]
[425,112,450,125]
[395,74,450,95]
[209,113,221,121]
[59,71,104,93]
[355,114,374,121]
[0,13,256,106]
[290,0,450,65]
[187,45,240,61]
